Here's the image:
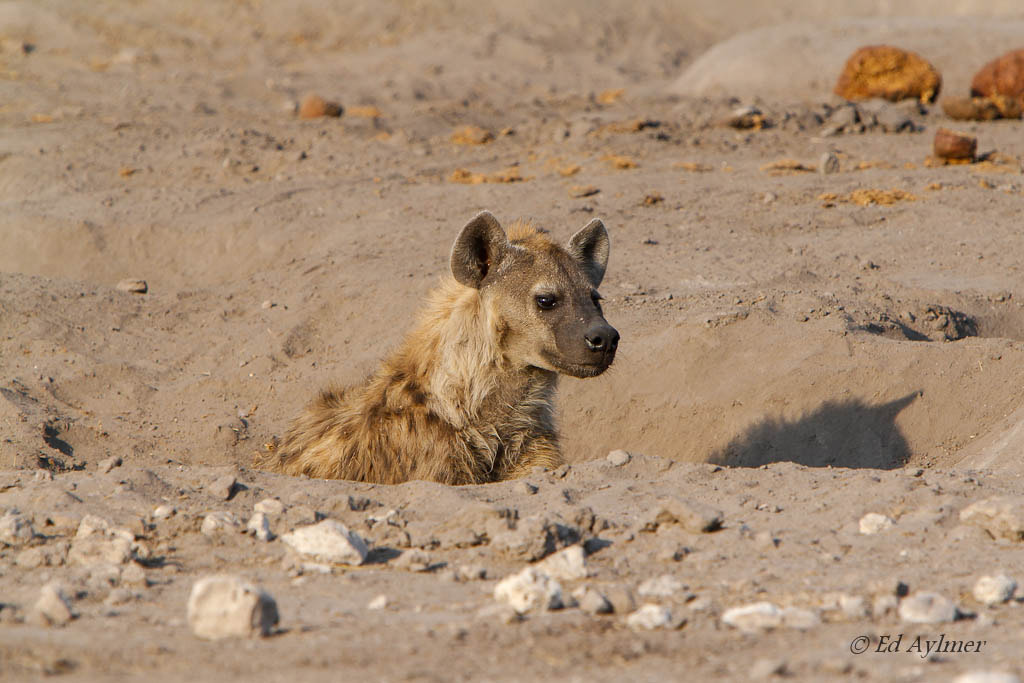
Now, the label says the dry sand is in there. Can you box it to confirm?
[3,1,1024,680]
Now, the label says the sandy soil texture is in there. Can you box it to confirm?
[3,1,1024,681]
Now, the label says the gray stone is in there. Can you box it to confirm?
[281,520,368,566]
[898,591,957,624]
[97,456,122,473]
[492,514,579,562]
[0,511,35,546]
[607,449,632,466]
[254,498,286,516]
[538,545,590,581]
[572,586,613,615]
[68,516,133,566]
[514,480,538,495]
[859,513,895,535]
[201,512,241,536]
[960,497,1024,541]
[394,549,433,572]
[209,475,237,501]
[493,567,563,613]
[626,604,673,630]
[30,582,75,626]
[644,496,723,533]
[187,575,279,639]
[246,512,274,542]
[722,602,783,632]
[973,574,1017,606]
[818,152,840,175]
[637,574,685,598]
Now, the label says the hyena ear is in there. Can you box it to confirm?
[567,218,609,287]
[450,211,511,288]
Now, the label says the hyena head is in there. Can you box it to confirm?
[450,211,619,378]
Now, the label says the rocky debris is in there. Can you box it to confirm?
[16,542,68,569]
[572,586,613,615]
[642,495,723,534]
[394,549,433,572]
[201,511,241,536]
[104,587,137,606]
[430,504,511,549]
[29,582,75,627]
[298,93,342,119]
[637,574,685,598]
[68,515,134,566]
[281,520,368,566]
[859,512,895,534]
[954,673,1022,683]
[898,591,958,623]
[187,576,279,639]
[97,456,122,473]
[493,567,564,613]
[607,449,631,466]
[537,545,590,581]
[513,480,538,495]
[0,510,35,546]
[246,512,274,542]
[208,474,237,500]
[722,602,783,632]
[819,99,923,135]
[942,95,1021,121]
[973,574,1017,606]
[455,564,487,581]
[451,125,494,145]
[254,498,286,516]
[367,594,388,610]
[626,604,674,630]
[837,594,869,619]
[115,279,147,294]
[960,497,1024,541]
[834,45,941,103]
[120,562,149,588]
[934,128,977,161]
[153,504,176,520]
[492,514,580,562]
[603,585,637,615]
[818,152,840,175]
[971,49,1024,103]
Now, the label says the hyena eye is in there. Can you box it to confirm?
[535,294,558,310]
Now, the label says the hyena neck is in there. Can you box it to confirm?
[392,278,557,429]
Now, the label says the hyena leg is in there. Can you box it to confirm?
[501,437,564,481]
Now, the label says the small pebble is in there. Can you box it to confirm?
[281,520,368,566]
[953,673,1021,683]
[116,279,147,294]
[722,602,783,632]
[818,151,840,174]
[30,582,75,626]
[750,658,788,679]
[637,574,685,598]
[973,574,1017,606]
[201,512,240,536]
[626,604,673,630]
[153,505,176,520]
[572,586,613,615]
[859,512,895,534]
[493,567,563,613]
[538,545,590,581]
[187,575,279,639]
[514,480,538,495]
[208,475,236,501]
[367,594,388,610]
[254,498,286,516]
[298,93,342,119]
[246,512,274,542]
[97,456,122,473]
[898,591,957,624]
[607,449,632,466]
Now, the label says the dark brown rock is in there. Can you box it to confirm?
[834,45,941,103]
[933,128,977,160]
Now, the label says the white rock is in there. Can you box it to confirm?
[839,594,869,619]
[246,512,274,542]
[30,582,75,626]
[638,574,685,598]
[572,586,613,614]
[394,549,432,572]
[872,594,899,619]
[281,520,368,566]
[954,672,1021,683]
[120,563,148,587]
[493,567,563,613]
[899,591,958,624]
[538,545,590,581]
[455,564,487,581]
[607,449,632,466]
[973,575,1017,606]
[187,575,279,639]
[818,151,840,175]
[627,604,672,630]
[722,602,783,632]
[781,607,820,630]
[367,594,388,610]
[153,505,176,520]
[116,278,147,294]
[68,517,134,566]
[859,513,895,535]
[0,511,35,546]
[254,498,286,516]
[201,511,241,536]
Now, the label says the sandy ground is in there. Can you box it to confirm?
[3,1,1024,680]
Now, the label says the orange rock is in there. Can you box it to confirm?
[942,95,1021,121]
[834,45,941,103]
[933,128,977,160]
[451,125,494,145]
[298,94,342,119]
[971,49,1024,102]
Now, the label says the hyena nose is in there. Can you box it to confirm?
[585,324,619,353]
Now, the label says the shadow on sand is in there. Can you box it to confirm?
[709,393,918,469]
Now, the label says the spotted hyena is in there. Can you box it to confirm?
[259,211,618,484]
